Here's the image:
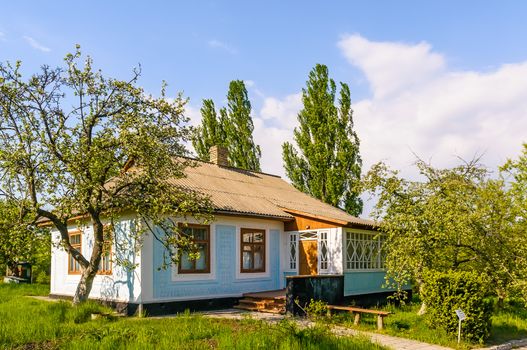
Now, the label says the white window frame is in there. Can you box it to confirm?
[318,229,330,273]
[287,232,298,271]
[344,229,386,272]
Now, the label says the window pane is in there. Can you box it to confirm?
[242,251,253,270]
[193,228,207,240]
[180,252,193,270]
[242,233,252,243]
[253,232,264,242]
[243,244,251,251]
[254,246,264,270]
[70,235,80,245]
[195,244,207,270]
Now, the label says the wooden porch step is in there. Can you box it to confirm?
[235,289,286,314]
[235,297,285,314]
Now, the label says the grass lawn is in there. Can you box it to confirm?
[329,297,527,349]
[0,283,384,350]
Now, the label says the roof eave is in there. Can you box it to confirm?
[212,209,293,221]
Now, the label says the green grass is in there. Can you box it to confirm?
[0,284,384,350]
[328,297,527,349]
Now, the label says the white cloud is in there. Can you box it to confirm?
[23,35,51,52]
[337,34,527,180]
[184,103,202,127]
[250,35,527,217]
[208,39,237,55]
[259,93,302,129]
[253,93,302,176]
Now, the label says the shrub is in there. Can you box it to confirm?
[421,270,492,343]
[304,299,329,320]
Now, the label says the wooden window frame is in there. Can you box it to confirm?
[240,228,266,273]
[178,224,211,274]
[68,231,82,275]
[98,237,113,275]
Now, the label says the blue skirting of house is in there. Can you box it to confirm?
[344,271,390,296]
[152,225,281,301]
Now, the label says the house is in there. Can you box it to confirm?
[50,146,394,315]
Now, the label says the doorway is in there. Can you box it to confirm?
[299,239,318,275]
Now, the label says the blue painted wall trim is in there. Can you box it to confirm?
[152,225,281,300]
[344,271,392,296]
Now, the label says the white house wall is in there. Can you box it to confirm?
[50,216,142,303]
[327,227,343,274]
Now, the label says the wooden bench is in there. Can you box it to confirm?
[326,305,391,330]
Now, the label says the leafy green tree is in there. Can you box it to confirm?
[283,64,362,215]
[223,80,261,171]
[363,158,526,307]
[0,200,49,278]
[192,99,226,160]
[0,47,211,303]
[193,80,261,171]
[501,143,527,300]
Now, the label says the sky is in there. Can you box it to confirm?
[2,1,527,216]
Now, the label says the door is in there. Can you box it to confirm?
[299,240,318,275]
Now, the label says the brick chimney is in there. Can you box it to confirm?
[209,145,229,166]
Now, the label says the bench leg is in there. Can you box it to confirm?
[377,315,384,330]
[353,312,361,326]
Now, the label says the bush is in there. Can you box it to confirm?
[304,299,329,320]
[421,270,492,343]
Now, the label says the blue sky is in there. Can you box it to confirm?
[2,1,527,215]
[3,1,527,101]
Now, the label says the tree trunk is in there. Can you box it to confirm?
[73,265,98,304]
[417,280,427,316]
[72,218,104,304]
[418,302,427,315]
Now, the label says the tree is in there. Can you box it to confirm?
[363,157,526,306]
[501,143,527,300]
[223,80,261,171]
[0,200,49,278]
[0,47,211,303]
[192,80,261,171]
[192,99,226,160]
[282,64,362,216]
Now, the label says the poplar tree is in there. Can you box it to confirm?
[223,80,261,171]
[193,80,261,171]
[192,99,226,160]
[282,64,363,215]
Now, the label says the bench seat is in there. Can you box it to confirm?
[327,305,391,329]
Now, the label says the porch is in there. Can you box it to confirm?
[234,289,286,314]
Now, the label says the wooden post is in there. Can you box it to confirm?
[353,312,361,325]
[377,315,384,330]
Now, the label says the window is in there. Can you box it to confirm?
[178,224,210,274]
[299,231,317,240]
[240,228,266,273]
[345,231,386,270]
[98,237,112,275]
[68,231,82,274]
[288,233,297,270]
[319,230,329,271]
